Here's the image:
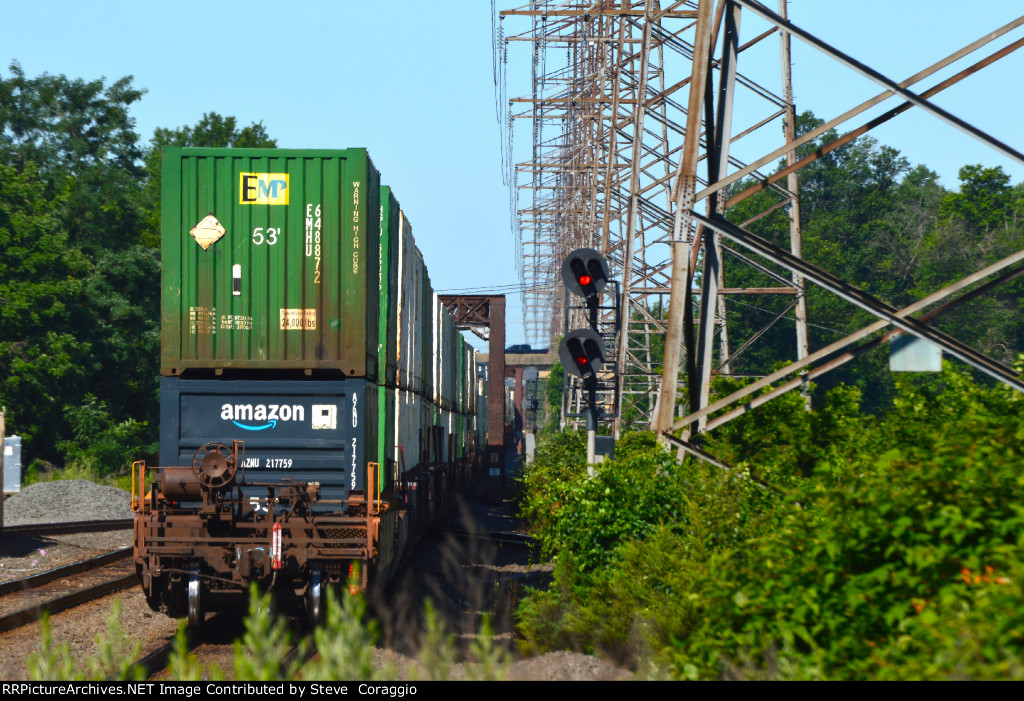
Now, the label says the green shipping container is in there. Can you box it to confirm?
[379,187,402,386]
[160,148,381,377]
[377,186,402,485]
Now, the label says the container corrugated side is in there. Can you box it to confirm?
[394,220,409,389]
[379,188,402,386]
[397,227,426,394]
[421,265,434,405]
[378,187,401,482]
[477,376,488,449]
[159,377,379,501]
[161,147,380,377]
[395,389,430,473]
[431,293,441,407]
[440,306,457,410]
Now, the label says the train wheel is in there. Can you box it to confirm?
[307,567,325,627]
[187,565,203,630]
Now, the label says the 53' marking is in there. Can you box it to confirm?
[252,227,281,246]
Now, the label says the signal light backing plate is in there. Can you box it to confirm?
[561,248,609,297]
[559,328,607,378]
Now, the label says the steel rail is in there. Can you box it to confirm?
[128,629,313,681]
[3,519,133,536]
[131,641,174,681]
[129,631,311,680]
[0,547,131,596]
[0,572,137,633]
[435,529,536,549]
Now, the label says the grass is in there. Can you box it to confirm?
[24,459,135,492]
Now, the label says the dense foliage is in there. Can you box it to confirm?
[0,61,273,477]
[517,363,1024,679]
[720,112,1024,413]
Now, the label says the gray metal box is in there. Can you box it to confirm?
[890,334,942,372]
[4,436,21,493]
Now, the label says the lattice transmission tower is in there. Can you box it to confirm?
[496,1,1024,439]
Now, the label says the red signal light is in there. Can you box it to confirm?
[576,355,589,365]
[578,274,592,286]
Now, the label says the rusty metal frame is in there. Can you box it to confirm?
[438,295,507,466]
[672,247,1024,431]
[499,1,1024,444]
[133,459,397,614]
[500,1,812,433]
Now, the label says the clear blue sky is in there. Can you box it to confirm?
[3,1,1022,350]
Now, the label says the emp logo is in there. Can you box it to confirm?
[239,172,289,205]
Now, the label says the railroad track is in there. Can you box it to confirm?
[0,548,137,633]
[0,547,132,597]
[131,625,313,680]
[132,639,177,680]
[435,528,535,549]
[2,519,134,536]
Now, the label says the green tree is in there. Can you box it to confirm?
[722,112,916,407]
[0,63,277,473]
[939,164,1012,232]
[918,165,1024,364]
[0,161,93,455]
[720,113,1022,411]
[141,111,277,234]
[0,62,155,467]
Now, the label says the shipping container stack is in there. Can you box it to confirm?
[159,148,478,511]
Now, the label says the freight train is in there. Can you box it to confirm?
[132,148,501,627]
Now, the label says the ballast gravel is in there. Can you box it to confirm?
[1,480,134,584]
[3,479,134,525]
[0,481,634,680]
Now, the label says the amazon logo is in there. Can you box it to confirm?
[220,403,305,431]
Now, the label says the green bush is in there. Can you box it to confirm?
[679,365,1024,679]
[516,429,776,659]
[55,394,156,477]
[867,561,1024,680]
[515,362,1024,679]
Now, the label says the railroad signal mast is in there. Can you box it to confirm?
[560,249,618,468]
[500,2,1024,454]
[562,248,610,330]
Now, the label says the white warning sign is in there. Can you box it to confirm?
[280,309,317,330]
[189,214,226,250]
